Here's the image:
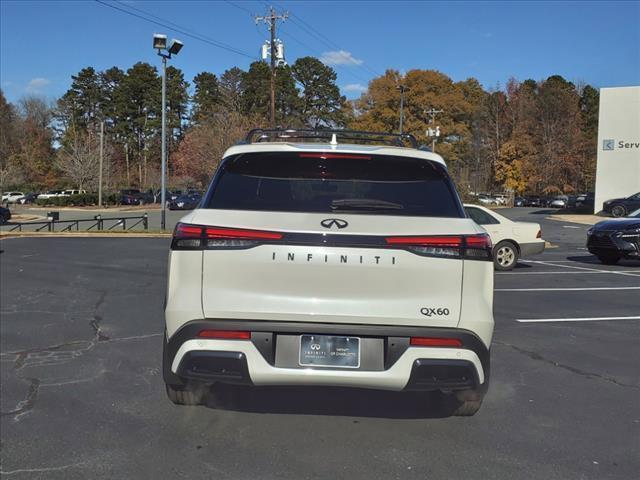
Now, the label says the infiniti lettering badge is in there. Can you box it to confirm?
[321,218,348,229]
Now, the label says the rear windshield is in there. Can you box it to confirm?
[204,152,463,217]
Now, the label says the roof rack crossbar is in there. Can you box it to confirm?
[244,128,419,149]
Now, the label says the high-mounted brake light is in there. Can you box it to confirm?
[172,223,283,250]
[197,330,251,340]
[410,337,463,347]
[298,153,371,160]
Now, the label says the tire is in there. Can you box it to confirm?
[597,254,620,265]
[611,205,626,217]
[443,388,485,416]
[165,383,207,406]
[493,241,519,271]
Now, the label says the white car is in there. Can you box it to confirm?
[37,190,64,200]
[1,192,24,204]
[464,204,545,270]
[59,189,87,197]
[163,129,495,416]
[477,194,498,206]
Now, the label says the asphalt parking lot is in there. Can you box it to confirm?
[1,209,639,479]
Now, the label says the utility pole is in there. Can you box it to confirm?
[397,85,410,134]
[256,6,288,127]
[98,121,104,207]
[425,108,444,152]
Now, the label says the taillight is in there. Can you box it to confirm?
[410,337,463,347]
[172,223,283,250]
[197,330,251,340]
[385,234,492,260]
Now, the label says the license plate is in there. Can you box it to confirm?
[299,335,360,368]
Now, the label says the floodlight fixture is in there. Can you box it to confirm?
[153,33,167,50]
[168,39,184,56]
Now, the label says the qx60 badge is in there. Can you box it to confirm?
[321,218,348,229]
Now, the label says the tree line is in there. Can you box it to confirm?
[0,56,598,196]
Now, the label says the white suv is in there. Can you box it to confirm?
[163,130,494,416]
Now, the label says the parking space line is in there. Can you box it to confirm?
[497,287,640,292]
[517,316,640,323]
[520,259,640,277]
[497,271,633,275]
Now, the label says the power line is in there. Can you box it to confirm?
[94,0,257,60]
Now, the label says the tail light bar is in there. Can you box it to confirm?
[385,234,492,260]
[172,222,492,260]
[172,223,283,250]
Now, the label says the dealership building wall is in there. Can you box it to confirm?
[595,86,640,213]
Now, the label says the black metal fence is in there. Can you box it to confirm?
[1,214,149,233]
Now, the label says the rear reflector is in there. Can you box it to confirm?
[197,330,251,340]
[410,337,463,347]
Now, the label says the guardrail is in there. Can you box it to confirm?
[1,214,149,232]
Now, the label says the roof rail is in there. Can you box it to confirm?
[244,128,419,149]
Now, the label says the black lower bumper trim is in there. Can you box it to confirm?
[405,359,479,391]
[177,351,252,385]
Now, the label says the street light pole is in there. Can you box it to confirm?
[153,34,183,231]
[160,55,167,231]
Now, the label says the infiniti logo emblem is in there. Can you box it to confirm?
[321,218,348,229]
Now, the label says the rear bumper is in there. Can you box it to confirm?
[519,240,545,257]
[164,320,490,392]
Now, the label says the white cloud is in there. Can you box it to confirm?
[320,50,363,66]
[343,83,367,93]
[25,77,51,93]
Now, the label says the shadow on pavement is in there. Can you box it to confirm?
[202,384,461,419]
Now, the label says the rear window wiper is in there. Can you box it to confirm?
[331,198,404,211]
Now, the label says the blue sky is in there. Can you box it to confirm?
[1,0,639,103]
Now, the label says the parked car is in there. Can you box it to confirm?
[549,195,568,208]
[587,208,640,264]
[602,192,640,217]
[0,206,11,224]
[524,195,543,207]
[168,192,202,210]
[120,189,154,205]
[492,193,509,205]
[17,192,38,204]
[37,190,64,200]
[576,192,595,210]
[164,129,494,416]
[59,189,87,197]
[465,204,545,270]
[477,193,498,206]
[1,192,25,204]
[514,196,525,207]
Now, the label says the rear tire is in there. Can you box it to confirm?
[452,389,484,416]
[597,254,620,265]
[165,383,207,406]
[611,205,626,217]
[493,241,519,271]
